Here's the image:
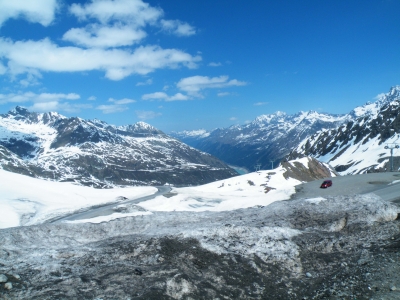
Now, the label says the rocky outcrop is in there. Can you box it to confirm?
[281,156,338,182]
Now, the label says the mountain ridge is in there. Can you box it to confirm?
[172,86,400,173]
[171,110,349,171]
[0,107,237,187]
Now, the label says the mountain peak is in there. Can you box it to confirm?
[118,121,164,135]
[6,106,66,126]
[9,106,30,117]
[252,111,287,125]
[135,121,153,129]
[389,85,400,94]
[350,86,400,118]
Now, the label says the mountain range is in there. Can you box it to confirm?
[172,86,400,174]
[1,86,399,186]
[0,107,237,187]
[171,110,348,171]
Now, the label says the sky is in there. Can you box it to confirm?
[0,0,400,132]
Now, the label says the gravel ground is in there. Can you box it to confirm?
[1,192,400,299]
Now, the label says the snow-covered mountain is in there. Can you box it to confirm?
[173,86,400,173]
[172,110,348,171]
[289,86,400,174]
[0,107,237,187]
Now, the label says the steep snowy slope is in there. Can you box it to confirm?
[290,86,400,174]
[0,107,237,186]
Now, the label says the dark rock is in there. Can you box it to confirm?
[134,268,143,276]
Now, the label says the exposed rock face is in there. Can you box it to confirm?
[0,194,399,299]
[281,156,338,182]
[0,107,237,187]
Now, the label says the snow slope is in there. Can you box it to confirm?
[140,161,304,212]
[0,169,156,228]
[0,157,336,228]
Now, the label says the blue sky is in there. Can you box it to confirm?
[0,0,400,132]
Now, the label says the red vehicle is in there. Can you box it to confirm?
[320,180,332,188]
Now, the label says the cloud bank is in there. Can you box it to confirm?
[0,0,58,28]
[0,0,200,82]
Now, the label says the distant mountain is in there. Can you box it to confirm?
[0,107,237,187]
[172,111,348,171]
[289,86,400,174]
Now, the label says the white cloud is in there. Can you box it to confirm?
[0,0,58,28]
[230,117,237,121]
[63,24,147,48]
[95,97,136,113]
[88,96,96,101]
[108,97,136,104]
[96,104,129,114]
[0,91,88,113]
[142,92,189,101]
[136,78,153,86]
[142,76,246,101]
[142,92,168,100]
[136,110,161,120]
[65,0,196,50]
[8,93,90,113]
[18,72,43,87]
[29,102,91,113]
[0,0,200,84]
[160,19,196,36]
[38,93,80,101]
[0,38,201,80]
[0,92,80,104]
[167,93,189,101]
[0,62,6,75]
[176,75,247,97]
[69,0,162,26]
[254,102,268,106]
[208,62,222,67]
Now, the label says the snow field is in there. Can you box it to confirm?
[0,169,157,228]
[139,163,302,212]
[0,157,338,228]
